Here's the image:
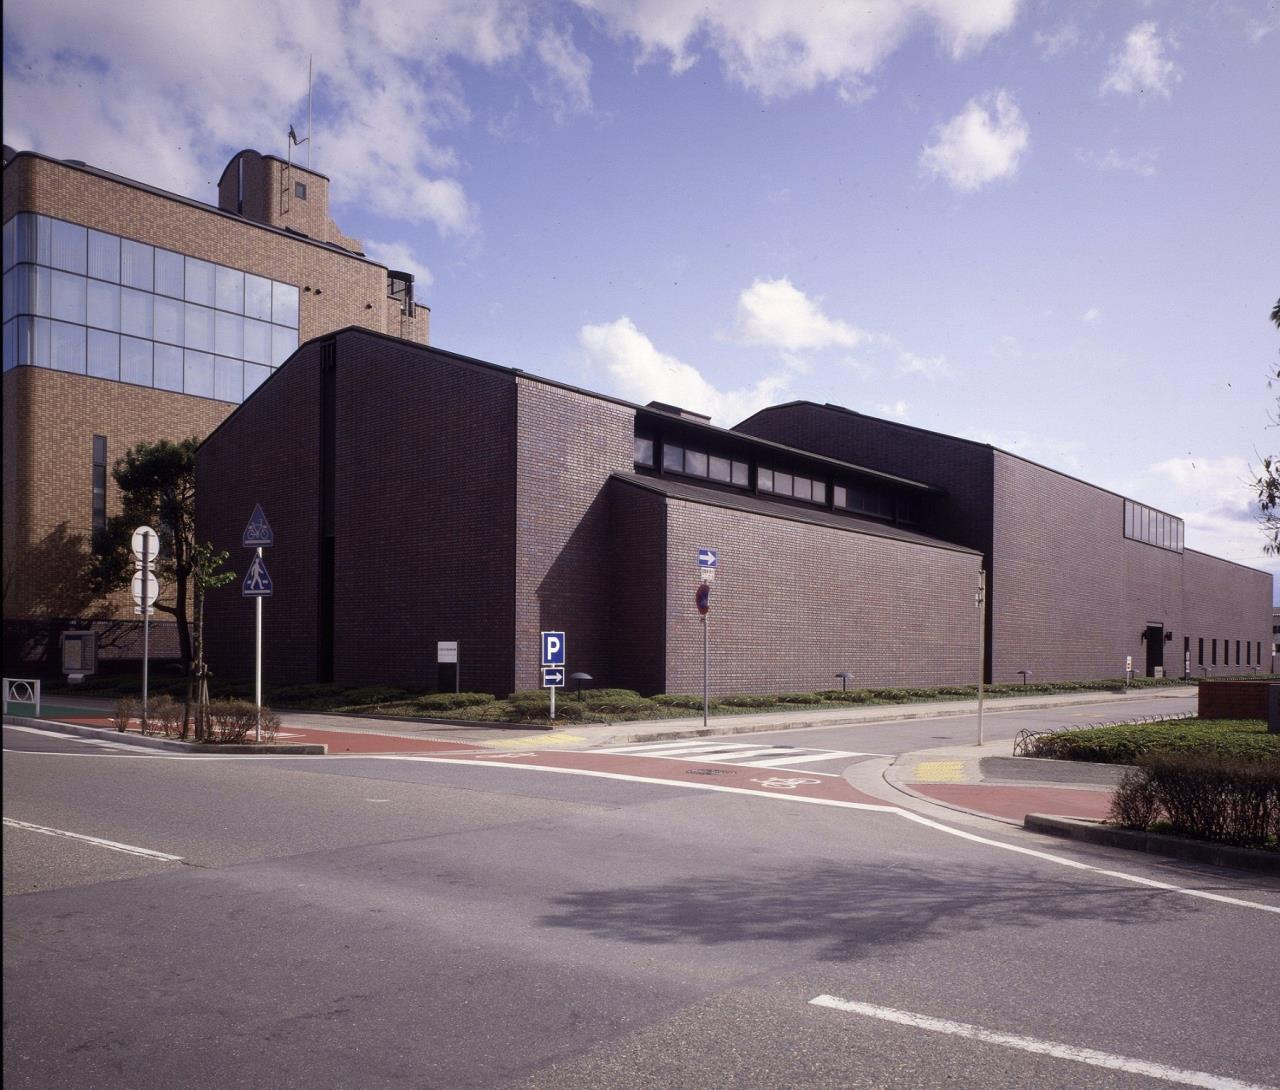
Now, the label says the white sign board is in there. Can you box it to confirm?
[437,641,458,664]
[131,525,160,563]
[131,568,159,608]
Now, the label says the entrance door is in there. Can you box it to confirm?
[1144,625,1164,676]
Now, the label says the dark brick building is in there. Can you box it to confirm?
[197,329,1269,697]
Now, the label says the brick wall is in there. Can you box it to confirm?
[513,379,636,692]
[661,498,982,695]
[197,344,325,685]
[1182,549,1272,677]
[608,480,668,694]
[329,335,517,695]
[1198,680,1276,719]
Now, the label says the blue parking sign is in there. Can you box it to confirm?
[541,631,566,666]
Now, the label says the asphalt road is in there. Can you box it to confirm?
[4,710,1278,1090]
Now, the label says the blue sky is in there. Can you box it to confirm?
[5,0,1278,587]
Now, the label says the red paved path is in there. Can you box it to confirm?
[915,783,1114,822]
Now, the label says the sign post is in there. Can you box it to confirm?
[242,505,274,742]
[976,569,986,747]
[437,641,460,692]
[541,631,566,723]
[131,525,160,727]
[696,581,711,728]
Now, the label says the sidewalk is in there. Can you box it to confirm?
[881,737,1128,825]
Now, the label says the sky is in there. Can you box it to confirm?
[4,0,1279,589]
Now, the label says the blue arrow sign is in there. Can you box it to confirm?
[541,667,565,688]
[242,553,273,597]
[242,504,274,548]
[697,548,717,568]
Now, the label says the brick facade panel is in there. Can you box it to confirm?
[662,500,981,695]
[607,481,668,694]
[1182,549,1271,677]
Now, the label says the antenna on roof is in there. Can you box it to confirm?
[287,56,314,169]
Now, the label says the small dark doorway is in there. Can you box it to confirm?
[1144,624,1165,676]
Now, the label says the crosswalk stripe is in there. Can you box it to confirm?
[590,738,886,771]
[737,750,883,767]
[595,740,735,754]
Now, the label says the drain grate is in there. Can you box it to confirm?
[685,767,736,776]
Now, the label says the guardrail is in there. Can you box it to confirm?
[1012,711,1196,756]
[2,678,42,717]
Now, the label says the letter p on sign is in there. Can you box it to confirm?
[541,631,566,666]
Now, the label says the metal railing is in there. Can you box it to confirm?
[1012,711,1196,757]
[2,678,42,717]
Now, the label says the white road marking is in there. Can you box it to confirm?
[2,817,184,862]
[592,739,882,772]
[3,723,149,751]
[737,750,882,767]
[808,995,1276,1090]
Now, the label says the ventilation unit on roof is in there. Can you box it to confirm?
[646,400,711,424]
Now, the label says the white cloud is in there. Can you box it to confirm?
[576,0,1022,100]
[919,89,1029,192]
[1082,307,1102,323]
[1122,456,1270,568]
[580,316,789,425]
[896,350,950,378]
[1077,147,1159,177]
[1033,22,1080,58]
[735,278,865,353]
[875,399,910,420]
[1,0,587,239]
[361,240,435,289]
[1101,22,1181,98]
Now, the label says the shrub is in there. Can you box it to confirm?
[1026,718,1279,765]
[112,697,139,733]
[650,693,705,710]
[411,692,495,712]
[145,694,184,738]
[339,684,414,707]
[776,692,824,705]
[582,688,649,713]
[719,694,778,708]
[1109,767,1163,829]
[204,700,280,743]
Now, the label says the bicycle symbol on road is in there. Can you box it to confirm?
[750,776,822,790]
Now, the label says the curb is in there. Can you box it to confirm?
[4,715,327,755]
[1024,814,1280,875]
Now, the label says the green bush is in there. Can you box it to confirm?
[339,684,415,706]
[582,688,651,713]
[411,692,495,712]
[1026,718,1279,764]
[719,694,779,708]
[776,692,824,705]
[650,693,706,710]
[1110,755,1279,848]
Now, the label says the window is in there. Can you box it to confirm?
[153,295,184,346]
[92,435,107,534]
[50,320,85,373]
[87,329,120,380]
[757,468,774,492]
[709,455,731,483]
[87,280,120,332]
[215,312,244,359]
[773,472,793,497]
[633,436,654,467]
[184,302,215,352]
[272,282,299,327]
[154,248,184,299]
[1237,640,1241,666]
[87,231,120,282]
[243,318,272,364]
[731,461,749,487]
[121,240,154,291]
[120,287,153,338]
[1198,638,1204,666]
[153,343,182,391]
[1123,498,1183,553]
[50,270,86,323]
[295,181,307,200]
[1212,639,1217,666]
[216,266,244,313]
[50,220,87,274]
[244,362,271,396]
[684,449,708,477]
[183,349,215,397]
[184,257,215,306]
[120,336,153,387]
[833,485,847,509]
[663,444,684,472]
[1247,641,1252,666]
[214,357,243,402]
[245,274,272,321]
[270,324,297,366]
[792,476,811,502]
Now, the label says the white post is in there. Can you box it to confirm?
[976,568,987,747]
[142,533,151,727]
[255,545,263,742]
[550,682,556,722]
[702,613,709,730]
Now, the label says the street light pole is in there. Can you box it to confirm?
[976,568,987,747]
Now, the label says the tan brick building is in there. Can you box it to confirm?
[2,145,429,671]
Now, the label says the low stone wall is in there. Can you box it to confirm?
[1198,679,1274,719]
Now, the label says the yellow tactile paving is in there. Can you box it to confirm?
[913,760,967,783]
[496,731,586,748]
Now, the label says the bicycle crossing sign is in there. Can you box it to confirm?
[242,504,274,548]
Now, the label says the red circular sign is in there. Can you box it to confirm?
[695,583,711,614]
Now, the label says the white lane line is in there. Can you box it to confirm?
[2,817,184,862]
[594,741,753,755]
[808,996,1276,1090]
[2,723,149,751]
[384,756,1280,915]
[737,750,883,767]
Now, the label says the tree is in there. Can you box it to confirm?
[1253,298,1280,555]
[89,438,200,670]
[186,542,236,741]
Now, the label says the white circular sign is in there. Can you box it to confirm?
[131,525,160,563]
[131,568,159,608]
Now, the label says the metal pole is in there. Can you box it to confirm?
[550,682,556,722]
[307,55,313,169]
[142,534,150,728]
[255,546,262,742]
[702,613,709,730]
[976,568,986,747]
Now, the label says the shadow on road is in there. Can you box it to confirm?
[537,860,1197,960]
